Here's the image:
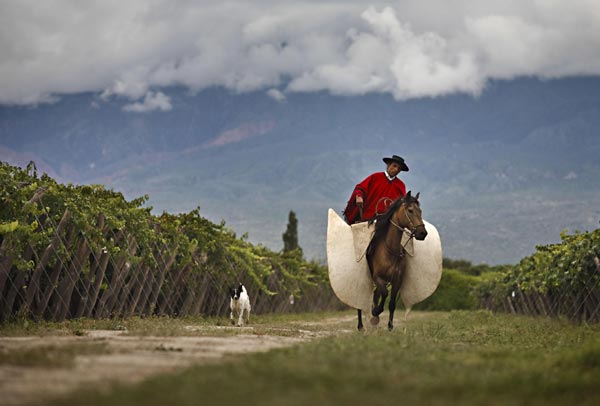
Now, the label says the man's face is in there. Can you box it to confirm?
[386,162,402,178]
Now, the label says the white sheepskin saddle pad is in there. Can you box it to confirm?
[326,208,442,312]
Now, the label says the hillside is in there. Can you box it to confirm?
[1,77,600,264]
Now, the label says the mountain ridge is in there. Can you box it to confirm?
[1,77,600,264]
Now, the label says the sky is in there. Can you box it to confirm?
[2,0,600,111]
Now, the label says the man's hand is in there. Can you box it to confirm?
[356,195,364,221]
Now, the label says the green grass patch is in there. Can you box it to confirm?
[0,342,109,368]
[0,316,133,337]
[53,311,600,406]
[0,311,349,338]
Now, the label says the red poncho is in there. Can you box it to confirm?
[343,172,406,224]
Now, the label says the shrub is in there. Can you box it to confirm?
[412,268,480,311]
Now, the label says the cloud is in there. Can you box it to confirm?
[288,6,483,98]
[122,91,172,113]
[101,75,150,101]
[1,0,600,106]
[266,88,286,102]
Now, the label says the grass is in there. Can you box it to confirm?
[0,342,109,368]
[0,311,346,338]
[46,310,600,406]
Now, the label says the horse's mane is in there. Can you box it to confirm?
[371,193,420,243]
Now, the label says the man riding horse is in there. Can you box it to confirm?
[328,153,442,331]
[343,155,409,225]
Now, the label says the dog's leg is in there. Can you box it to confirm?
[246,307,250,325]
[237,309,244,327]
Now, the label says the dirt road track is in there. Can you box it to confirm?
[0,316,356,405]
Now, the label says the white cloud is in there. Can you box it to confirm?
[122,91,172,113]
[101,74,150,101]
[1,0,600,106]
[288,7,483,98]
[466,15,553,78]
[266,88,286,102]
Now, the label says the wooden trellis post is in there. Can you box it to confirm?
[52,236,91,321]
[22,208,71,315]
[143,247,178,316]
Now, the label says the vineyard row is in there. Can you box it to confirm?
[0,162,340,322]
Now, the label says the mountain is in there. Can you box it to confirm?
[1,77,600,264]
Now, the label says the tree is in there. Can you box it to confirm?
[282,210,301,254]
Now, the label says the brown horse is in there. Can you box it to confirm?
[357,191,428,331]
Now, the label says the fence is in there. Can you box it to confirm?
[480,256,600,322]
[0,191,342,323]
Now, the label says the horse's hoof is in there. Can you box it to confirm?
[358,326,364,332]
[388,324,394,331]
[370,316,379,326]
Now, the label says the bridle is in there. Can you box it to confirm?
[390,203,425,235]
[386,201,425,258]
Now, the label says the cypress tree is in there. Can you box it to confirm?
[282,210,301,253]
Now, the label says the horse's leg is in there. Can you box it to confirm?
[388,279,401,331]
[372,287,379,314]
[357,309,364,331]
[372,276,388,318]
[370,288,380,326]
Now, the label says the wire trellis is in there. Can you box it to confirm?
[0,199,342,323]
[481,257,600,322]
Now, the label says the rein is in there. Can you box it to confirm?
[385,204,424,258]
[385,220,413,258]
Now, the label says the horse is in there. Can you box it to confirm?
[356,191,428,331]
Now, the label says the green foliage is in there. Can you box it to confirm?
[475,228,600,308]
[442,257,510,276]
[0,220,18,233]
[1,161,155,270]
[413,269,480,311]
[0,161,331,317]
[410,260,508,311]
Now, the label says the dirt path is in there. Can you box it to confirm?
[0,315,357,405]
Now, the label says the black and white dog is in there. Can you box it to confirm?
[229,283,251,326]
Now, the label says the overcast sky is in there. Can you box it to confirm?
[1,0,600,111]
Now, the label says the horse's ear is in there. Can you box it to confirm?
[406,190,412,198]
[415,192,420,200]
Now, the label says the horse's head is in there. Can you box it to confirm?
[394,191,427,241]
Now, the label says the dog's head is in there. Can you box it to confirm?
[230,283,244,300]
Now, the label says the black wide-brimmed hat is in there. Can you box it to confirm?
[382,155,409,171]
